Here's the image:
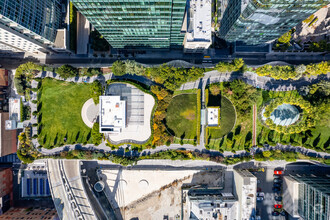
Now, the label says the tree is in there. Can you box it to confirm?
[209,84,221,96]
[91,123,103,145]
[56,65,78,79]
[90,80,103,104]
[112,61,126,76]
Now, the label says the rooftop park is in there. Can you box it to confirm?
[14,58,330,164]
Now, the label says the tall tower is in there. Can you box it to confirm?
[71,0,187,49]
[0,0,63,53]
[219,0,329,45]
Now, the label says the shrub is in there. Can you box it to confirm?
[90,80,103,104]
[91,123,103,145]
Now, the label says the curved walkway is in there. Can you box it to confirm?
[81,98,99,128]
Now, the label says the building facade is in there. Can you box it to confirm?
[0,0,63,53]
[0,167,13,215]
[219,0,329,45]
[71,0,187,49]
[283,174,330,220]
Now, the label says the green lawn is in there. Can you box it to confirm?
[38,78,92,148]
[208,95,236,139]
[166,94,198,140]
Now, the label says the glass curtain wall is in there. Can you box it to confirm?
[219,0,329,44]
[71,0,187,49]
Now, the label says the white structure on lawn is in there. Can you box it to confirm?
[99,96,126,133]
[183,0,212,53]
[207,107,219,126]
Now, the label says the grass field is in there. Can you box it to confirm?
[166,94,198,140]
[208,95,236,139]
[38,78,92,148]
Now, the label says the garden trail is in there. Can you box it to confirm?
[252,105,257,147]
[31,70,330,158]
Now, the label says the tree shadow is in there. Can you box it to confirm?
[180,132,186,141]
[234,125,241,135]
[75,131,80,142]
[312,134,321,148]
[53,133,58,146]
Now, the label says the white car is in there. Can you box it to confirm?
[257,192,265,197]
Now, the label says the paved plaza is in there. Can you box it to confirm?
[106,83,155,143]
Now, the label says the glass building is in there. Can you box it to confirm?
[71,0,187,49]
[291,174,330,220]
[0,0,62,45]
[219,0,329,45]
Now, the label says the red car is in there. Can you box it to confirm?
[274,170,283,175]
[274,204,282,209]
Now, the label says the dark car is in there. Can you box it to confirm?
[272,187,281,192]
[272,211,280,216]
[273,183,281,188]
[274,178,282,183]
[275,196,282,201]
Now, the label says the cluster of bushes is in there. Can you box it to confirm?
[91,122,103,145]
[254,150,330,164]
[263,96,315,134]
[255,61,329,80]
[196,89,201,144]
[112,60,205,91]
[14,62,42,95]
[17,128,41,164]
[215,58,245,73]
[150,85,173,146]
[20,98,30,121]
[90,80,103,104]
[56,65,78,79]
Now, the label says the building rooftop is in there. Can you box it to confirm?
[0,112,17,157]
[99,96,126,133]
[184,0,212,52]
[207,107,219,126]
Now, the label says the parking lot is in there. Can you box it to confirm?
[253,167,286,220]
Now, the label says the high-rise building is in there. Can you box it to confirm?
[283,174,330,220]
[71,0,187,49]
[219,0,329,45]
[0,0,63,53]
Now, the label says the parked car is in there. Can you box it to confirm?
[272,211,280,216]
[274,204,282,209]
[274,170,283,175]
[257,197,264,201]
[274,178,282,183]
[272,187,281,192]
[273,183,281,188]
[257,187,262,192]
[257,192,265,197]
[275,196,282,201]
